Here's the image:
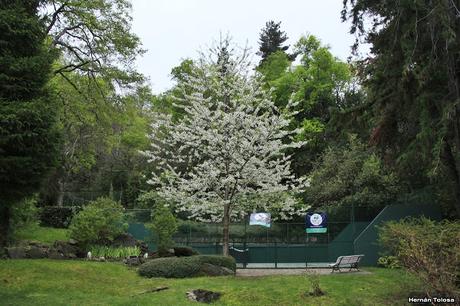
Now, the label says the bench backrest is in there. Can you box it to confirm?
[338,254,364,265]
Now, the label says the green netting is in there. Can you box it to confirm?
[125,202,442,267]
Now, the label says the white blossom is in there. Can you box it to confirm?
[144,37,309,224]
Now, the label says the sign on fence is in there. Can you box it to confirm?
[249,213,271,228]
[306,212,327,233]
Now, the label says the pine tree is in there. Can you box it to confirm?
[257,21,289,64]
[0,0,60,246]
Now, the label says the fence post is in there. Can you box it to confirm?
[274,240,278,269]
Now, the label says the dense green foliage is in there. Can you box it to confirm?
[148,204,178,255]
[379,217,460,299]
[259,34,363,177]
[0,0,60,246]
[0,260,422,305]
[307,135,400,210]
[68,197,126,246]
[343,0,460,217]
[138,255,236,278]
[39,206,80,228]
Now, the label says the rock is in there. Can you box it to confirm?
[112,233,137,247]
[53,241,79,258]
[27,246,48,259]
[198,263,234,276]
[124,256,144,266]
[68,239,79,245]
[48,250,65,260]
[186,289,221,303]
[6,247,27,259]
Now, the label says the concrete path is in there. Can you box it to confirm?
[236,268,372,277]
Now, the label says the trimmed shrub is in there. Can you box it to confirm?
[174,246,199,257]
[138,255,236,278]
[197,255,236,272]
[69,197,126,247]
[139,256,200,278]
[379,217,460,299]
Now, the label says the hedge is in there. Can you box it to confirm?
[138,255,236,278]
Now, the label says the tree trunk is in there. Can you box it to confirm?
[442,140,460,217]
[56,178,65,207]
[0,205,10,248]
[222,203,230,256]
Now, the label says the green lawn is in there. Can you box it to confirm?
[0,260,419,306]
[13,224,69,245]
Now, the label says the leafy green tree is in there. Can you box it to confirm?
[342,0,460,216]
[42,0,144,86]
[260,34,362,177]
[0,0,60,247]
[307,135,400,210]
[257,20,290,64]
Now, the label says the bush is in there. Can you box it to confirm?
[377,256,401,269]
[379,217,460,299]
[69,197,126,247]
[147,204,177,256]
[11,196,39,230]
[39,206,81,228]
[174,246,199,257]
[197,255,236,272]
[138,255,236,278]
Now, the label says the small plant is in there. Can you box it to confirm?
[69,197,126,247]
[89,245,140,259]
[305,272,325,297]
[147,204,177,256]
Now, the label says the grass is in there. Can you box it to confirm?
[0,260,421,306]
[13,224,69,245]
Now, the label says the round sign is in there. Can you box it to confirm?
[310,213,323,226]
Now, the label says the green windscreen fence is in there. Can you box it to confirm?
[125,202,442,267]
[354,203,442,266]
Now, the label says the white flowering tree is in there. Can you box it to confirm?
[144,38,308,256]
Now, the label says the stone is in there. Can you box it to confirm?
[186,289,221,303]
[68,239,79,245]
[27,246,48,259]
[198,263,234,276]
[53,241,79,258]
[6,247,27,259]
[124,256,144,266]
[48,250,65,260]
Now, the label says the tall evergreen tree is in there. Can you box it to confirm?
[342,0,460,217]
[257,20,289,64]
[0,0,60,246]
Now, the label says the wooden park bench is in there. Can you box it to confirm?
[328,254,364,273]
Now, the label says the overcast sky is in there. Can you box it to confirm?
[131,0,361,94]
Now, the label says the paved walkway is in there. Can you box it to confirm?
[236,268,372,277]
